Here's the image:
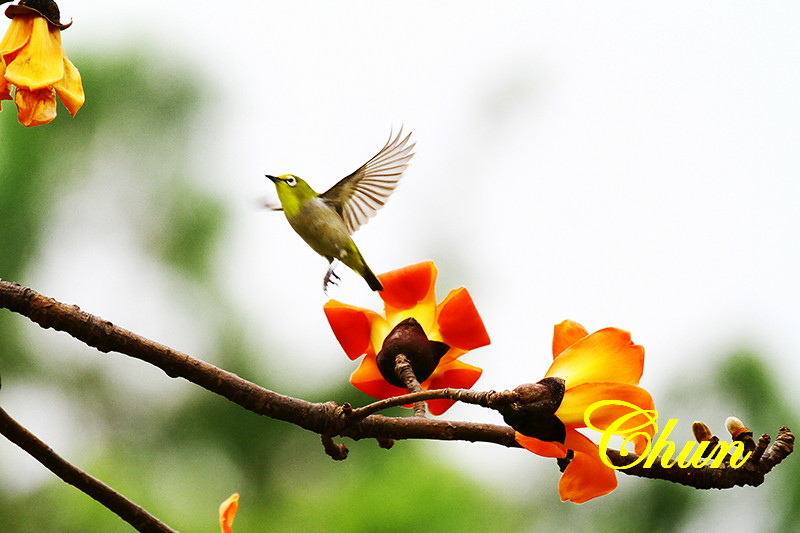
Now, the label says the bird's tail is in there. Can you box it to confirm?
[363,265,383,291]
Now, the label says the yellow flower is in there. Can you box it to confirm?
[512,320,655,503]
[0,0,84,126]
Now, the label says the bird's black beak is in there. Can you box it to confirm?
[266,174,279,183]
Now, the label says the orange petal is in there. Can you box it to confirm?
[349,353,408,400]
[219,493,239,533]
[378,261,437,312]
[5,17,64,90]
[323,300,382,360]
[423,359,483,415]
[559,429,617,503]
[552,320,589,358]
[544,327,644,387]
[0,16,33,58]
[15,87,56,126]
[54,56,84,115]
[435,287,490,350]
[1,76,10,106]
[515,432,568,458]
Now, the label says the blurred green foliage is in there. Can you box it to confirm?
[1,55,796,532]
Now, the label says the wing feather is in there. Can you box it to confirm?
[321,128,415,234]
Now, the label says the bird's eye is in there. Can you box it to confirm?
[285,176,297,187]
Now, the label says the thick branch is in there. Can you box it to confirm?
[0,279,793,493]
[0,407,175,533]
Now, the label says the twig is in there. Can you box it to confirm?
[348,388,510,421]
[0,407,176,533]
[393,354,427,416]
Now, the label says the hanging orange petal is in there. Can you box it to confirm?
[323,300,382,360]
[15,87,56,126]
[5,17,64,90]
[219,493,239,533]
[559,429,617,503]
[423,359,483,415]
[552,320,589,357]
[515,432,568,458]
[54,56,84,115]
[1,73,10,107]
[0,16,33,58]
[378,260,437,312]
[435,287,490,351]
[545,327,644,388]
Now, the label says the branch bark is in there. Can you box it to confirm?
[0,278,794,523]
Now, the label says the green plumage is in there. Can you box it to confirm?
[267,130,415,291]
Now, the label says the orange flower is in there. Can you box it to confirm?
[323,261,490,415]
[514,320,655,503]
[219,493,239,533]
[0,1,84,126]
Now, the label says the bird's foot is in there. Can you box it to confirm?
[323,264,341,294]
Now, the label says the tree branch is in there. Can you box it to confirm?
[0,406,176,533]
[0,279,794,502]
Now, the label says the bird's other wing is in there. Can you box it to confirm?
[321,128,415,234]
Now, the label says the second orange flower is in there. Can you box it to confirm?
[324,261,490,415]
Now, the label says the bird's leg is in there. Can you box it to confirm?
[323,260,341,293]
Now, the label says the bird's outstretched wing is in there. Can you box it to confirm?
[321,128,415,234]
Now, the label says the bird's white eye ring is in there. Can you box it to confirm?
[285,176,297,187]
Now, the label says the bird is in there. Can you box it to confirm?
[266,129,415,292]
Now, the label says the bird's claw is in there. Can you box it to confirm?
[323,266,341,293]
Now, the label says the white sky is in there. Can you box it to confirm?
[5,0,799,514]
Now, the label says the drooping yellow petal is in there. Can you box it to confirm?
[559,429,618,503]
[0,66,10,107]
[545,327,644,388]
[15,87,56,126]
[555,382,655,447]
[5,17,64,90]
[54,56,84,115]
[552,320,589,357]
[0,16,33,58]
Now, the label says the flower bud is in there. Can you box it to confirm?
[725,416,753,440]
[692,421,714,442]
[499,377,566,443]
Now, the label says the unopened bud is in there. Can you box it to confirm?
[692,421,714,442]
[499,377,566,443]
[725,416,753,440]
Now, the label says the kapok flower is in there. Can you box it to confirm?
[219,493,239,533]
[0,0,84,126]
[323,261,490,415]
[509,320,655,503]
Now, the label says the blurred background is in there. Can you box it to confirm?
[1,1,799,531]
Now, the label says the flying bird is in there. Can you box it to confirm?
[266,129,415,291]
